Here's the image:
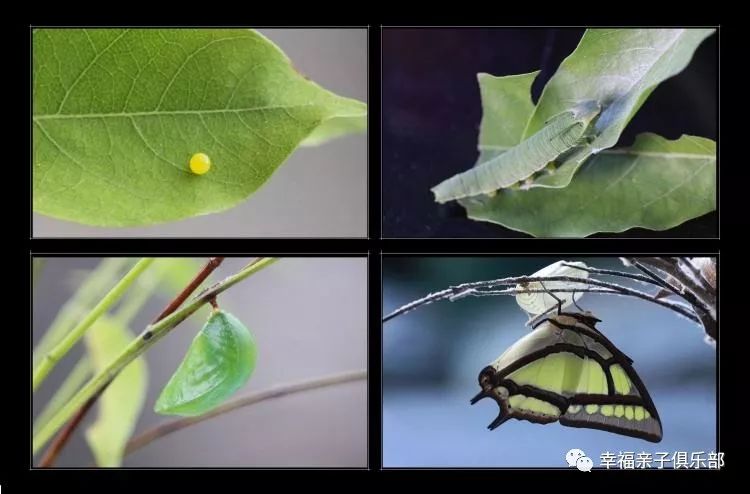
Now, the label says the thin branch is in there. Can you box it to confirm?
[677,258,717,308]
[38,384,107,468]
[630,257,716,320]
[455,286,699,323]
[629,260,683,298]
[32,357,92,436]
[560,262,668,288]
[33,259,155,391]
[33,259,131,368]
[383,274,699,323]
[34,257,259,464]
[151,257,225,324]
[680,257,710,291]
[37,257,227,468]
[124,370,367,457]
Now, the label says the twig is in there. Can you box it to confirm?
[455,287,699,323]
[628,257,717,339]
[33,259,155,391]
[35,257,231,466]
[635,257,715,310]
[151,257,225,324]
[676,258,717,309]
[629,260,684,298]
[560,263,667,288]
[34,258,276,456]
[33,259,131,368]
[383,274,699,323]
[124,370,367,457]
[38,384,108,467]
[33,357,92,436]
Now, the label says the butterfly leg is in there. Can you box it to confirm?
[539,280,564,315]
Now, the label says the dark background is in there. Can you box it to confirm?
[381,28,718,238]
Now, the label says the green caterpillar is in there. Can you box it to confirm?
[432,100,601,203]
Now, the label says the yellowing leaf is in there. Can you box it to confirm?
[84,316,148,467]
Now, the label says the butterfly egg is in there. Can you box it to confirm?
[189,153,212,175]
[545,161,558,173]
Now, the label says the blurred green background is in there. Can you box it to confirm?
[383,256,717,467]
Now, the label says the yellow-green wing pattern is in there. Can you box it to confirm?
[471,311,662,442]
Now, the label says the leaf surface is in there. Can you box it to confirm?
[520,28,715,189]
[462,133,716,237]
[33,29,366,226]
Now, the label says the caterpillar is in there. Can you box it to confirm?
[432,100,601,203]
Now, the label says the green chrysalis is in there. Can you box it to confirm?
[432,100,601,203]
[154,309,257,417]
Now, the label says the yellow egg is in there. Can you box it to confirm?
[189,153,211,175]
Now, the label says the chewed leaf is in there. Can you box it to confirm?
[518,28,715,189]
[33,28,367,226]
[155,310,257,417]
[461,134,716,237]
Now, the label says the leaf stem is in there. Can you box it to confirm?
[32,357,92,435]
[33,257,277,457]
[125,370,366,457]
[33,258,155,391]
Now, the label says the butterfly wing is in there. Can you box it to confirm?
[472,313,662,442]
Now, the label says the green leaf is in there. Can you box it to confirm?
[461,133,716,237]
[474,71,539,162]
[300,104,367,146]
[155,310,257,417]
[33,29,367,226]
[84,316,148,467]
[520,28,714,189]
